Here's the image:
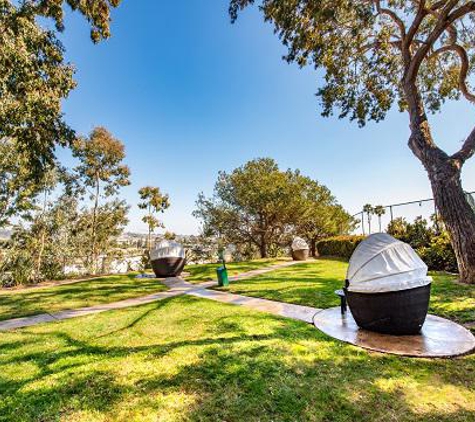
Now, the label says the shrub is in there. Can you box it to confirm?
[316,235,365,260]
[417,232,458,273]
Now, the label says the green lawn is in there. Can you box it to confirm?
[0,274,167,322]
[217,257,475,325]
[1,295,474,421]
[184,258,290,284]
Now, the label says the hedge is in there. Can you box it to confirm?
[317,233,458,273]
[316,235,365,260]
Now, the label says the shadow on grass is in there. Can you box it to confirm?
[1,295,475,421]
[0,273,167,322]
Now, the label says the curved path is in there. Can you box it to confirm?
[0,260,309,331]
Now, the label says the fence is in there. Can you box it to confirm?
[352,191,475,235]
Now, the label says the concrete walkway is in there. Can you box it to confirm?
[188,288,318,323]
[0,260,314,331]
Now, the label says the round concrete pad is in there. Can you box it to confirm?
[313,307,475,358]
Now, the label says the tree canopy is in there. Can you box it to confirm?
[230,0,475,126]
[0,0,122,177]
[194,158,352,258]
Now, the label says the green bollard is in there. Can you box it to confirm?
[217,266,229,287]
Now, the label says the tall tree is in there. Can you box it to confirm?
[138,186,170,250]
[295,177,355,256]
[73,127,130,272]
[374,205,387,232]
[0,0,122,178]
[230,1,475,283]
[363,204,375,234]
[194,158,304,258]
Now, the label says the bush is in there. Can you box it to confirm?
[316,235,365,260]
[417,232,458,273]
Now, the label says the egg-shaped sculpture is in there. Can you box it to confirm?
[150,240,186,277]
[291,237,309,261]
[344,233,432,335]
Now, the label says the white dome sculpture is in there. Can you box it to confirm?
[291,237,309,251]
[346,233,432,294]
[150,240,185,261]
[291,237,309,261]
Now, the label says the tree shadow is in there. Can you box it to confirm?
[1,295,475,421]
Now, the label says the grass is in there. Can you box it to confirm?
[1,295,475,421]
[217,257,475,325]
[0,274,167,322]
[184,258,290,284]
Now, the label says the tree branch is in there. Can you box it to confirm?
[430,44,475,103]
[405,0,460,85]
[373,1,407,38]
[405,0,427,58]
[452,126,475,164]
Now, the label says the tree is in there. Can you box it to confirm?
[194,158,304,258]
[73,127,130,272]
[295,177,355,256]
[374,205,387,232]
[138,186,170,250]
[1,0,122,178]
[0,139,44,227]
[363,204,374,234]
[230,1,475,282]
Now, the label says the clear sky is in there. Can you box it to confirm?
[57,0,475,235]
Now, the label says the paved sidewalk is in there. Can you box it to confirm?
[187,288,318,323]
[0,260,315,331]
[0,289,184,331]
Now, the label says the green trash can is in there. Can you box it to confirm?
[217,266,229,287]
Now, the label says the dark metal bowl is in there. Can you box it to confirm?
[151,257,186,278]
[344,284,431,335]
[292,249,309,261]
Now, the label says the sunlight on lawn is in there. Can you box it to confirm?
[0,274,167,322]
[1,296,475,421]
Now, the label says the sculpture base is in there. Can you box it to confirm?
[313,307,475,358]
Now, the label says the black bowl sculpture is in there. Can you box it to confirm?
[292,249,309,261]
[345,233,432,335]
[150,240,186,277]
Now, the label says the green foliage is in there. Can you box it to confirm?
[229,1,475,125]
[388,215,457,272]
[138,186,170,249]
[294,177,356,254]
[194,158,351,258]
[72,127,130,272]
[0,139,44,227]
[316,235,365,260]
[0,0,122,177]
[418,231,458,273]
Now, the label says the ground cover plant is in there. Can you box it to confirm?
[0,274,167,322]
[1,295,475,421]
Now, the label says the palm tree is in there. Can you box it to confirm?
[363,204,374,234]
[374,205,386,233]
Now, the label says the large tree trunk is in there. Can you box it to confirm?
[259,241,268,258]
[405,84,475,283]
[426,160,475,283]
[310,238,318,257]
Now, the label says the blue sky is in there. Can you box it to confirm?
[57,0,475,235]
